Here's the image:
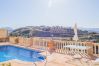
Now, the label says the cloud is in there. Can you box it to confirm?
[48,0,52,8]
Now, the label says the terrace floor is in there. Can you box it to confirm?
[0,42,97,66]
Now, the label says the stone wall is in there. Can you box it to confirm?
[9,37,18,44]
[18,37,33,46]
[0,29,8,42]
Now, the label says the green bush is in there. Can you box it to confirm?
[1,63,11,66]
[7,63,11,66]
[2,63,5,66]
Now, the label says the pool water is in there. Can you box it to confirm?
[0,45,45,62]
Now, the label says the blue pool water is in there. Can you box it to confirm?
[0,45,45,62]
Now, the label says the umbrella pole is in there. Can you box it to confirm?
[44,44,48,66]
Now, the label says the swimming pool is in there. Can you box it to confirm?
[0,45,45,62]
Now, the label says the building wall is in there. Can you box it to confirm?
[0,29,8,38]
[0,29,8,42]
[92,43,99,56]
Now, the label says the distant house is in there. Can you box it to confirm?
[0,29,8,42]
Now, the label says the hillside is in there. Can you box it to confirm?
[10,26,88,37]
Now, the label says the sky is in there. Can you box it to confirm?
[0,0,99,29]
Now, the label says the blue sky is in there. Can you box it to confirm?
[0,0,99,28]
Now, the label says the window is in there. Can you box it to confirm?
[96,46,98,54]
[93,46,95,54]
[79,49,81,52]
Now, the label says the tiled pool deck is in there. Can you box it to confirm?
[0,42,95,66]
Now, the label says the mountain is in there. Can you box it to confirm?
[10,26,51,37]
[10,26,88,37]
[80,28,99,33]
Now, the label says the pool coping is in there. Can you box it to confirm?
[0,43,45,52]
[0,58,45,64]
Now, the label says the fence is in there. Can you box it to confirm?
[9,37,94,55]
